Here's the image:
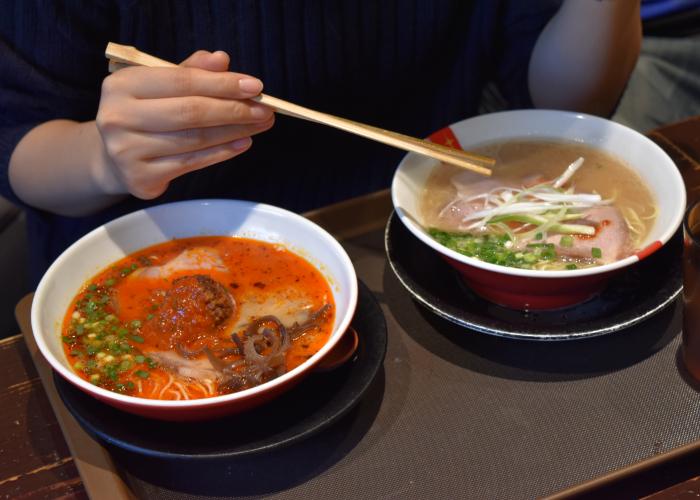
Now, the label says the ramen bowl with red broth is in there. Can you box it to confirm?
[32,200,357,421]
[392,110,686,310]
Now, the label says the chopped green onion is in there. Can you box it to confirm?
[565,264,578,270]
[134,355,146,364]
[135,370,150,379]
[104,365,118,381]
[534,232,543,240]
[592,247,602,259]
[559,235,573,248]
[131,335,144,343]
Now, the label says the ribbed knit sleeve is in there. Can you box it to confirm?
[0,122,33,206]
[0,0,560,284]
[0,0,117,204]
[492,0,563,109]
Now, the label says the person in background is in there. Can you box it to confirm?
[613,0,700,131]
[0,0,641,286]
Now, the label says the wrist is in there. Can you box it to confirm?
[86,121,128,197]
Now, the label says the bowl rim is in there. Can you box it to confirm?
[392,109,687,279]
[31,198,359,409]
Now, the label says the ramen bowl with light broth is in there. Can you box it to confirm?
[31,200,357,421]
[392,110,686,310]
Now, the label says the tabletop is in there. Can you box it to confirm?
[2,116,700,500]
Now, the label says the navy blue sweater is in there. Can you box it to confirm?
[0,0,560,284]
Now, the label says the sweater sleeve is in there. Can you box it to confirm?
[0,0,117,205]
[492,0,563,109]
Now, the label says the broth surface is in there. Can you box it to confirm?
[61,236,335,400]
[421,140,657,269]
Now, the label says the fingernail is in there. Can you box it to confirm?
[239,78,262,94]
[250,105,270,119]
[254,115,275,128]
[232,137,252,150]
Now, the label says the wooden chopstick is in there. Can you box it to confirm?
[105,42,494,175]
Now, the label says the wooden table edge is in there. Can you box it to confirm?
[541,440,700,499]
[16,294,137,500]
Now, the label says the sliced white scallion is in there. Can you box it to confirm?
[486,213,595,235]
[549,223,595,235]
[553,157,584,189]
[528,192,604,204]
[441,157,610,255]
[463,202,601,227]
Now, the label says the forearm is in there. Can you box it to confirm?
[9,54,272,218]
[8,119,126,216]
[528,0,642,116]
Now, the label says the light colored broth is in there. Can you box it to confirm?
[421,139,657,251]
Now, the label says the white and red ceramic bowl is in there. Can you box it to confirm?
[392,110,686,310]
[31,199,358,421]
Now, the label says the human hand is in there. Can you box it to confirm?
[95,50,274,199]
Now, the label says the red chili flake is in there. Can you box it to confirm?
[576,220,612,240]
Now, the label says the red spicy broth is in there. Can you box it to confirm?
[61,236,335,400]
